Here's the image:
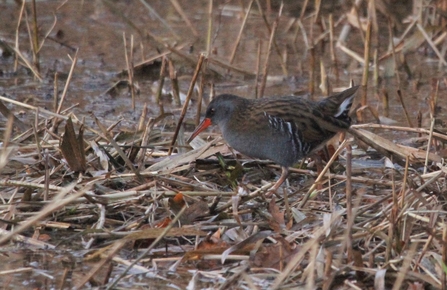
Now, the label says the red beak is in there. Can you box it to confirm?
[187,118,212,143]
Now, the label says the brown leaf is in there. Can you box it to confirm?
[196,230,228,252]
[184,231,230,266]
[352,247,365,280]
[184,231,229,269]
[60,117,86,172]
[221,231,271,264]
[168,194,209,224]
[252,239,299,270]
[268,197,285,233]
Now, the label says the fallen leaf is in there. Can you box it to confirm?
[252,238,299,270]
[221,230,271,264]
[268,197,285,233]
[60,117,86,172]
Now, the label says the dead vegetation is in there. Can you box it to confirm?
[0,0,447,289]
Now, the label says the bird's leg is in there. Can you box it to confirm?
[266,166,289,197]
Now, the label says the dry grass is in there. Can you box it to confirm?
[0,0,447,289]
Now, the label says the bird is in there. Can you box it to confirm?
[187,85,359,194]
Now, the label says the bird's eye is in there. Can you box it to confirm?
[209,108,216,115]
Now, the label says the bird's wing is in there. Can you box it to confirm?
[263,112,313,156]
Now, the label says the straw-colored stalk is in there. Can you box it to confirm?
[258,3,282,98]
[168,59,181,107]
[106,206,187,289]
[195,74,205,126]
[31,0,40,73]
[299,139,349,208]
[206,0,213,55]
[358,21,371,123]
[228,0,254,65]
[345,144,353,262]
[56,49,79,115]
[123,33,136,110]
[155,56,167,107]
[328,14,339,82]
[382,89,389,118]
[255,0,288,76]
[396,90,414,128]
[168,54,206,155]
[169,0,199,37]
[254,39,262,99]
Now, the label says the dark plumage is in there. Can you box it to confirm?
[188,86,359,193]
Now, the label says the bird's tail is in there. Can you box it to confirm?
[319,85,359,123]
[314,85,359,131]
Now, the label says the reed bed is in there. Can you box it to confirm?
[0,0,446,289]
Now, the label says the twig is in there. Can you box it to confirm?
[259,3,282,98]
[337,43,364,63]
[442,225,447,290]
[14,0,26,72]
[228,0,254,64]
[386,158,396,262]
[168,54,206,155]
[155,56,167,108]
[329,14,339,81]
[207,56,255,76]
[31,0,40,73]
[255,0,288,75]
[138,103,148,131]
[362,20,372,82]
[0,101,27,131]
[206,0,213,55]
[351,124,447,141]
[299,139,349,208]
[388,17,401,85]
[416,23,447,66]
[56,49,79,115]
[37,14,58,53]
[10,45,42,81]
[308,22,315,95]
[396,90,414,128]
[93,115,143,181]
[106,206,187,289]
[195,74,205,126]
[0,183,85,245]
[123,33,136,110]
[44,149,49,201]
[169,0,199,37]
[77,240,126,289]
[424,118,436,175]
[346,144,353,262]
[168,58,181,106]
[33,108,43,162]
[254,39,262,98]
[392,242,419,290]
[53,72,59,112]
[400,156,409,208]
[139,0,180,40]
[373,49,378,87]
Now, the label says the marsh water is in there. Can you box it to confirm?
[0,0,446,288]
